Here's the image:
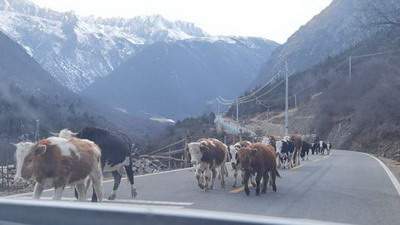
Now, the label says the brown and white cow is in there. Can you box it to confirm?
[238,143,280,196]
[188,138,228,191]
[14,137,103,201]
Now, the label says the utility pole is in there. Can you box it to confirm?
[236,98,239,122]
[284,61,289,136]
[348,56,352,81]
[34,119,40,141]
[294,94,297,108]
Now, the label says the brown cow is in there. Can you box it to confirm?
[238,143,280,196]
[290,135,303,167]
[14,137,103,201]
[230,140,255,187]
[188,138,228,191]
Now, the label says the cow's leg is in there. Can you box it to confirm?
[219,165,225,189]
[195,169,204,189]
[243,171,250,196]
[75,182,86,201]
[33,182,44,200]
[210,167,217,190]
[225,164,229,177]
[261,172,269,194]
[233,165,239,187]
[271,169,277,192]
[204,167,212,191]
[250,175,257,187]
[124,164,137,198]
[90,164,104,202]
[92,162,105,202]
[53,186,65,200]
[255,172,262,196]
[75,178,91,200]
[296,151,300,165]
[108,170,122,200]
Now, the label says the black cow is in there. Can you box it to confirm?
[280,138,294,168]
[311,142,318,155]
[78,127,137,201]
[56,127,137,201]
[301,141,311,160]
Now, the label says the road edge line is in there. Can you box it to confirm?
[363,153,400,196]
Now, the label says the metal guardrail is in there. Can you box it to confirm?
[0,199,352,225]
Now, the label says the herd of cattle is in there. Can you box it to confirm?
[187,136,332,196]
[11,126,332,201]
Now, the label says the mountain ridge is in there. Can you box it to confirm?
[0,0,278,92]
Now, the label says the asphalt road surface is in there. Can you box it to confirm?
[7,150,400,225]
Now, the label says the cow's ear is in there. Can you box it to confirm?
[35,145,47,155]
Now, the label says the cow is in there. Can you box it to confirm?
[237,143,280,196]
[291,135,303,167]
[275,140,283,168]
[311,142,318,155]
[280,137,292,169]
[300,141,312,160]
[318,140,328,155]
[13,137,103,201]
[188,138,228,191]
[261,136,276,150]
[327,142,332,155]
[53,128,136,201]
[229,140,253,187]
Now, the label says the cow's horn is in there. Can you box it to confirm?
[50,131,59,136]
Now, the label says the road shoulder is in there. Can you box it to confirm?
[379,156,400,185]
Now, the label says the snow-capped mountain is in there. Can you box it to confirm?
[0,0,214,92]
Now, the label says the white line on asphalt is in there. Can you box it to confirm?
[5,167,194,198]
[103,166,194,183]
[363,153,400,196]
[11,197,192,207]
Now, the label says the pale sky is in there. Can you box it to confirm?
[31,0,332,43]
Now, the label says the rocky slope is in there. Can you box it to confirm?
[0,30,114,158]
[254,0,400,85]
[84,37,278,119]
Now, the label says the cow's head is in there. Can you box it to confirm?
[228,145,238,163]
[51,129,78,139]
[14,141,48,181]
[59,129,78,139]
[188,142,203,165]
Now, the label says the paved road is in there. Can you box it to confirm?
[8,150,400,225]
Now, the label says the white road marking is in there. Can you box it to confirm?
[5,167,194,198]
[363,153,400,196]
[10,197,189,209]
[12,196,192,207]
[104,166,194,183]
